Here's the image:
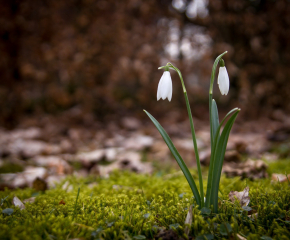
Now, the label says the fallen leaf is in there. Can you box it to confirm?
[122,134,153,151]
[62,181,73,192]
[93,151,152,177]
[200,149,242,166]
[23,197,36,204]
[32,177,48,191]
[229,187,250,207]
[236,233,247,240]
[32,156,73,175]
[12,196,25,210]
[223,159,268,179]
[13,167,48,188]
[271,173,290,183]
[248,212,258,219]
[155,229,179,240]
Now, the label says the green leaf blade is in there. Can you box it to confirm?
[205,108,240,207]
[144,110,201,207]
[211,111,240,212]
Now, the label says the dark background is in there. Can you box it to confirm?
[1,0,290,128]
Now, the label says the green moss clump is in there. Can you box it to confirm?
[0,170,289,240]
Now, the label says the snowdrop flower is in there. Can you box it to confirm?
[157,70,172,101]
[217,60,229,96]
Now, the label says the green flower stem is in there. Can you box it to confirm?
[209,51,228,95]
[209,51,227,148]
[209,94,213,149]
[168,63,204,207]
[206,51,227,207]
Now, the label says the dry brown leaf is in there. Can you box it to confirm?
[271,173,290,183]
[229,187,250,207]
[184,205,193,237]
[23,197,36,204]
[248,212,258,219]
[200,149,242,166]
[223,159,268,179]
[32,177,48,191]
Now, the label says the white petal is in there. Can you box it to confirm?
[157,72,166,100]
[162,72,172,101]
[157,71,172,101]
[167,78,172,101]
[217,66,229,95]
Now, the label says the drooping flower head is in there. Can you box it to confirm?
[217,59,229,96]
[157,66,172,101]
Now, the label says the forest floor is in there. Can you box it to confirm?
[1,114,290,239]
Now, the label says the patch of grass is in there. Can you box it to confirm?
[0,169,289,239]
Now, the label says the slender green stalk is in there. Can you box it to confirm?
[209,51,228,95]
[206,51,228,208]
[209,51,227,147]
[168,63,204,207]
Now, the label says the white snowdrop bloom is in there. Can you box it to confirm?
[217,66,229,95]
[157,71,172,101]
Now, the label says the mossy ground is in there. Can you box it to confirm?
[1,160,290,240]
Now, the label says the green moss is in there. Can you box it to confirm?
[0,169,289,240]
[267,159,290,175]
[0,163,24,173]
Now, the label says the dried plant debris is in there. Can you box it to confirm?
[23,197,36,204]
[271,173,290,183]
[154,229,180,240]
[32,177,48,191]
[184,205,193,237]
[12,196,25,210]
[229,187,250,207]
[222,159,268,179]
[236,233,247,240]
[200,149,242,166]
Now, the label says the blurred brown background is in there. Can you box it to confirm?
[1,0,290,128]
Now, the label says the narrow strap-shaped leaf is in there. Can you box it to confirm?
[205,99,219,207]
[211,111,240,213]
[205,108,239,207]
[144,110,201,207]
[211,99,220,142]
